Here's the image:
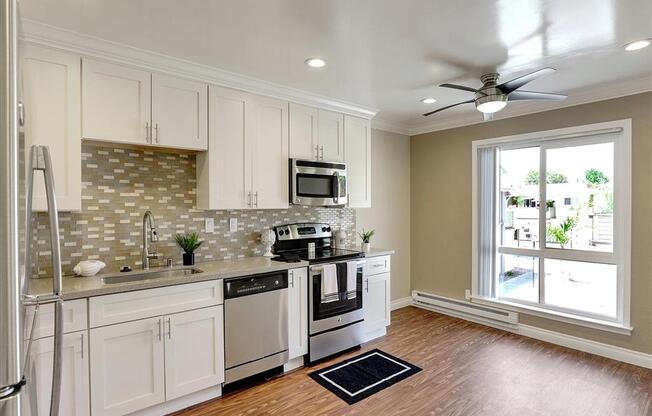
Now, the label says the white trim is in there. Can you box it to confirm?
[20,19,378,120]
[410,78,651,136]
[371,117,413,136]
[412,297,651,369]
[471,119,632,328]
[470,295,632,335]
[390,296,413,311]
[130,385,222,416]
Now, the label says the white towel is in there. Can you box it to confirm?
[346,261,358,299]
[321,264,339,303]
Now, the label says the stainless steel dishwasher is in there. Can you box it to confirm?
[223,270,289,384]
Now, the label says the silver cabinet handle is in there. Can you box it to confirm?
[166,317,172,339]
[254,191,259,208]
[146,122,150,143]
[157,319,162,341]
[80,333,84,360]
[154,123,159,144]
[247,191,252,207]
[365,279,369,293]
[290,271,294,288]
[314,144,319,160]
[320,145,324,160]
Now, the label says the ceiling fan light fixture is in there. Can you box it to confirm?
[624,39,651,51]
[476,95,507,113]
[421,97,436,104]
[305,57,326,68]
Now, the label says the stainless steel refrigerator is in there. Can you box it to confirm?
[1,0,64,415]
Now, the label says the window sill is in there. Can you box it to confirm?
[470,296,632,336]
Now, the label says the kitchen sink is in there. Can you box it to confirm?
[102,267,203,284]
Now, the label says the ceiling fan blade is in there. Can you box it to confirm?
[498,67,556,93]
[508,90,567,101]
[439,83,478,93]
[483,112,493,121]
[423,99,475,117]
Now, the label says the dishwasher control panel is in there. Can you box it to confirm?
[224,271,288,299]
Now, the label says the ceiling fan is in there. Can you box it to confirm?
[423,67,567,120]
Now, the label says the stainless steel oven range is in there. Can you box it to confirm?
[272,222,365,363]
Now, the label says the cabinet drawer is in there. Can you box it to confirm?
[25,298,88,340]
[365,256,390,276]
[89,280,223,328]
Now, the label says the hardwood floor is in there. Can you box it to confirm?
[172,307,652,416]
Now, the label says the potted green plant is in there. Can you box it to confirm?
[546,200,556,219]
[358,229,375,253]
[175,232,203,266]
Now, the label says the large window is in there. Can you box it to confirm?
[473,121,631,330]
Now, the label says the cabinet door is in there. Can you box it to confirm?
[82,58,151,144]
[250,95,289,209]
[90,317,165,416]
[152,73,207,150]
[289,103,318,160]
[318,109,344,162]
[23,331,89,416]
[288,268,308,359]
[22,45,81,211]
[197,85,250,209]
[164,306,224,400]
[344,115,372,208]
[363,273,390,340]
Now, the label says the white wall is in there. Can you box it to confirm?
[357,129,411,300]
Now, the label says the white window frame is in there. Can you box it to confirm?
[471,119,632,335]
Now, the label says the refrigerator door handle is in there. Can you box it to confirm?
[24,145,64,416]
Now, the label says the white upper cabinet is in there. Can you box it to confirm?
[197,85,289,210]
[289,103,319,160]
[22,45,81,211]
[289,105,344,162]
[151,74,207,150]
[318,109,344,162]
[344,115,371,208]
[250,95,289,209]
[197,86,249,210]
[82,58,151,145]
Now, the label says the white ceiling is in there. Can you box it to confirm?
[20,0,652,134]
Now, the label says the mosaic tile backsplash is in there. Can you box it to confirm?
[33,143,356,277]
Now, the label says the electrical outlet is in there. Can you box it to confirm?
[205,218,214,233]
[229,218,238,233]
[465,289,471,300]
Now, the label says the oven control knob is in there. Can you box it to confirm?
[322,227,327,232]
[326,227,331,232]
[278,230,284,236]
[337,317,342,323]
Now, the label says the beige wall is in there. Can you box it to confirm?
[357,129,411,301]
[411,92,652,353]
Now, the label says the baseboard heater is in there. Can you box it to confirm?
[412,291,518,329]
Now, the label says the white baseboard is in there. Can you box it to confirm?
[390,296,413,311]
[412,299,652,369]
[132,385,222,415]
[516,324,652,369]
[283,356,304,373]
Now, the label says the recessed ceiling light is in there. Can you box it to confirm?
[305,58,326,68]
[421,97,436,104]
[624,39,651,51]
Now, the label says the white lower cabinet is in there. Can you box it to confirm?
[164,306,224,400]
[363,256,391,342]
[90,317,165,416]
[89,306,224,416]
[23,331,89,416]
[287,267,308,359]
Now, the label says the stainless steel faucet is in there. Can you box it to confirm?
[142,210,159,269]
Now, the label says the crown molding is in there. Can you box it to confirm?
[20,19,378,120]
[408,75,652,136]
[370,117,412,136]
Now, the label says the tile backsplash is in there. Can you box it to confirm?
[33,143,356,277]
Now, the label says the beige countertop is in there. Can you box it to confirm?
[28,256,309,300]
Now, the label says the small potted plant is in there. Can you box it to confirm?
[175,232,203,266]
[546,200,556,219]
[358,229,375,253]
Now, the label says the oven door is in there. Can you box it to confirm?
[291,159,347,206]
[308,260,365,334]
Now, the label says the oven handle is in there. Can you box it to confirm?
[332,171,340,205]
[310,260,366,273]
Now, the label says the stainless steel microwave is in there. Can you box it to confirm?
[290,159,347,207]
